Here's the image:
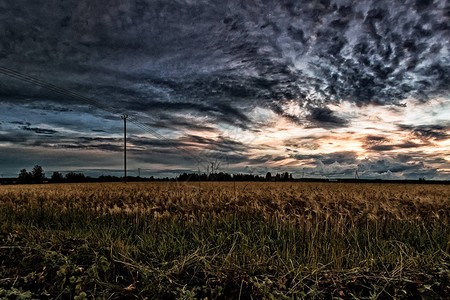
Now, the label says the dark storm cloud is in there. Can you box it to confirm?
[128,134,248,153]
[364,135,388,142]
[366,141,427,151]
[291,151,358,165]
[280,146,447,179]
[0,120,251,169]
[361,134,430,151]
[0,0,448,129]
[367,144,396,151]
[356,159,439,179]
[146,114,215,132]
[306,107,349,128]
[361,135,392,150]
[9,121,31,126]
[20,125,58,135]
[246,154,286,165]
[394,152,447,164]
[288,154,442,180]
[398,124,449,141]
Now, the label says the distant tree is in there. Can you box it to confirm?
[18,169,33,184]
[289,173,293,180]
[65,172,86,182]
[51,171,64,183]
[18,169,27,181]
[98,175,121,182]
[265,172,272,181]
[32,165,45,184]
[283,172,289,181]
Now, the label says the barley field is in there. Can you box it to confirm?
[0,182,449,299]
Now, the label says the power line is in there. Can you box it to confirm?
[0,65,210,170]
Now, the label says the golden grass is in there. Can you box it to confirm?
[0,182,448,298]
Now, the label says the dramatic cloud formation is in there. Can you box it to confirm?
[0,0,448,179]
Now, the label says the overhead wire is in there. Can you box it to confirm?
[0,65,210,170]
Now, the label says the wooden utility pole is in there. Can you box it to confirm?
[121,115,128,183]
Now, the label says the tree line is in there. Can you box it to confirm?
[175,171,293,182]
[17,165,90,184]
[4,166,447,185]
[12,166,295,184]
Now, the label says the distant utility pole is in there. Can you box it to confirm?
[138,168,141,177]
[121,114,128,183]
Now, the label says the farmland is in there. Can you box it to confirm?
[0,182,449,299]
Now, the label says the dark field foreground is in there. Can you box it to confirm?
[0,182,449,299]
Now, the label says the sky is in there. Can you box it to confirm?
[0,0,449,179]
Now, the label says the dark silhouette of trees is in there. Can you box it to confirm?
[14,165,292,184]
[233,173,264,181]
[98,175,120,182]
[9,167,448,185]
[65,172,86,182]
[51,172,64,183]
[265,172,293,182]
[18,169,33,184]
[32,165,45,183]
[176,172,265,182]
[17,166,47,184]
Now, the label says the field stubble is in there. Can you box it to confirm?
[0,182,449,299]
